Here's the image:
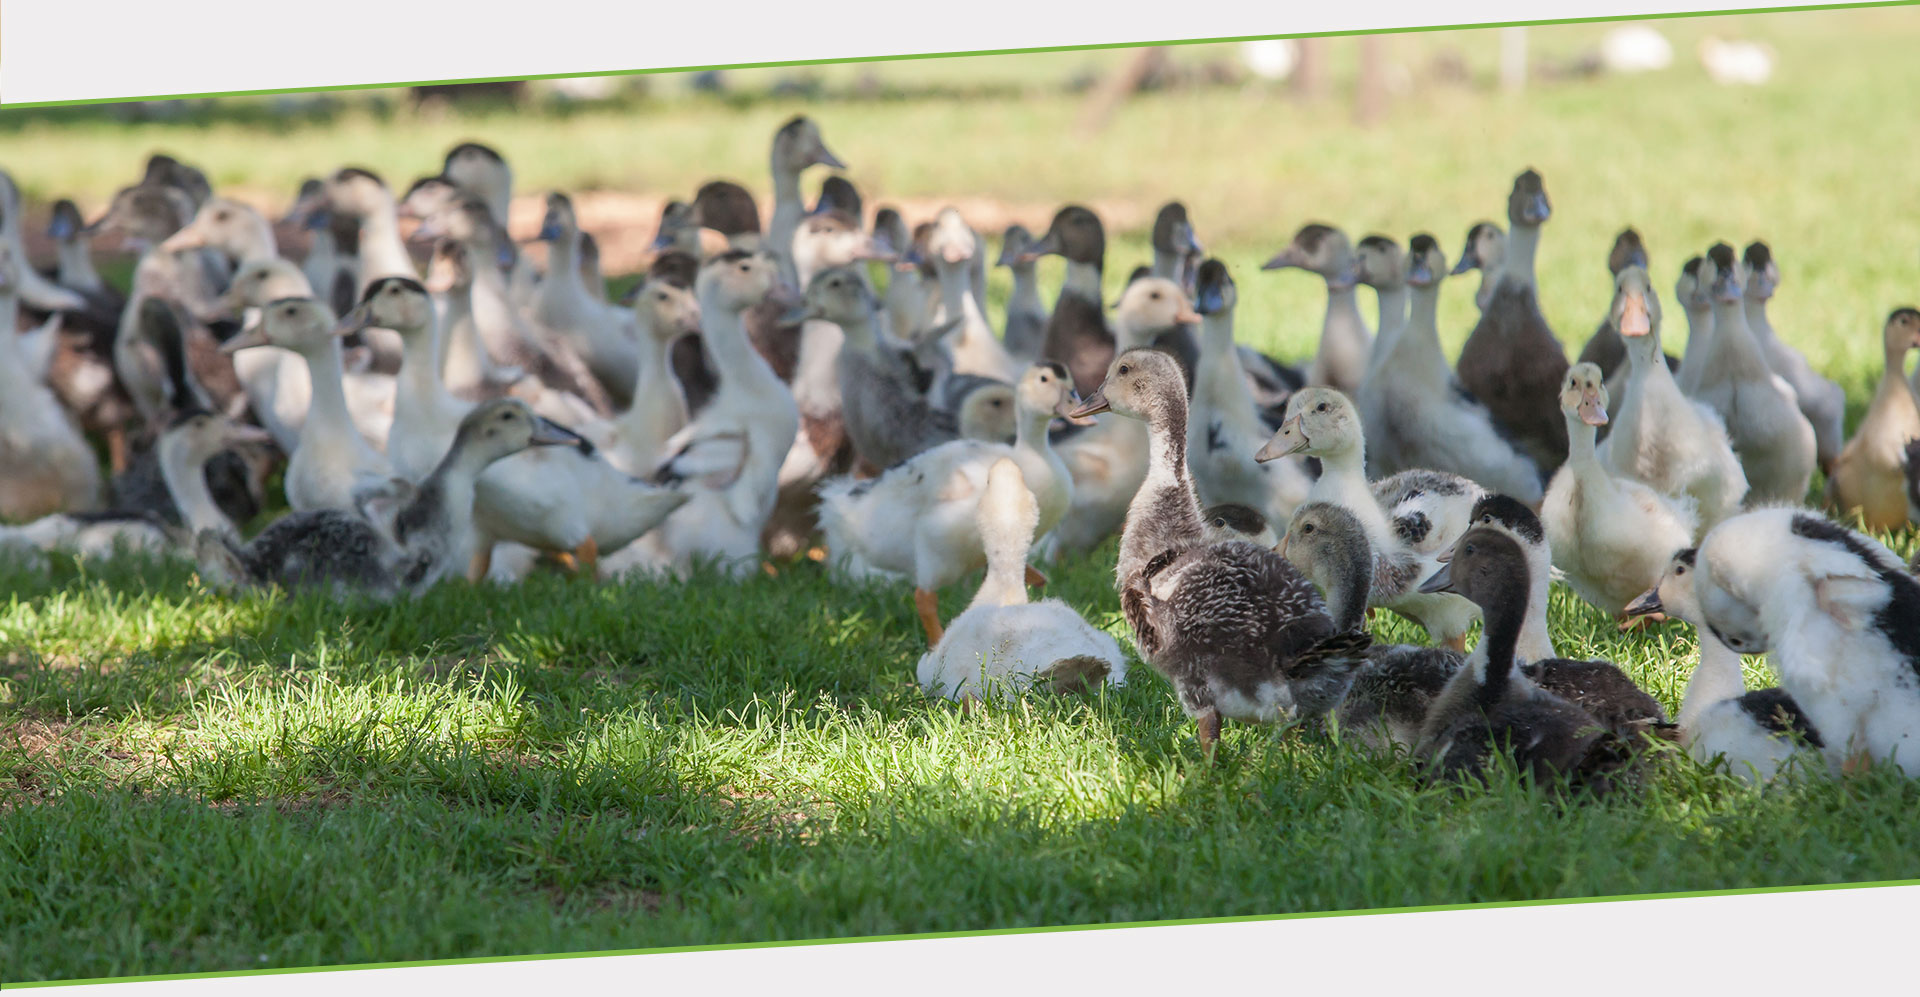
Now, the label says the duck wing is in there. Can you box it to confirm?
[652,427,749,490]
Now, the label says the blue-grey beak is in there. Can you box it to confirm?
[1524,194,1551,225]
[1449,250,1479,275]
[1626,248,1649,270]
[1417,562,1455,595]
[536,219,564,243]
[46,214,76,241]
[1194,281,1228,315]
[529,416,588,449]
[1406,260,1436,285]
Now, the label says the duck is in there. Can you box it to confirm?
[873,207,930,345]
[528,192,640,408]
[0,244,104,520]
[997,225,1049,362]
[1414,527,1630,793]
[1595,265,1748,532]
[1742,242,1845,472]
[292,167,417,370]
[1353,234,1411,389]
[439,142,540,308]
[1693,508,1920,776]
[1674,256,1715,397]
[765,116,846,285]
[1026,205,1114,397]
[915,458,1126,702]
[800,264,956,470]
[1280,501,1464,750]
[584,276,703,476]
[1263,223,1371,393]
[1460,494,1561,662]
[1254,386,1484,650]
[0,169,88,315]
[1143,201,1203,378]
[195,399,581,599]
[1688,243,1817,504]
[817,362,1078,644]
[288,178,362,320]
[1455,169,1570,473]
[1185,258,1313,531]
[1045,277,1201,558]
[1543,362,1699,619]
[418,234,528,400]
[1576,228,1649,384]
[1448,221,1504,313]
[1625,548,1823,783]
[1352,234,1543,502]
[33,199,135,472]
[40,197,124,336]
[220,296,393,512]
[635,252,802,578]
[1074,347,1372,752]
[924,208,1020,385]
[1826,308,1920,530]
[342,277,690,579]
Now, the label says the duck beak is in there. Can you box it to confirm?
[1624,587,1664,618]
[1625,247,1649,271]
[1748,271,1776,299]
[1578,388,1610,426]
[1618,293,1652,338]
[333,303,375,339]
[767,279,803,311]
[219,323,271,355]
[528,416,587,449]
[1174,302,1203,325]
[778,300,816,325]
[1194,282,1227,315]
[1015,231,1062,266]
[221,422,276,448]
[534,216,564,243]
[46,214,77,242]
[995,238,1024,268]
[1261,245,1304,271]
[1062,385,1109,420]
[157,227,205,254]
[1177,222,1204,258]
[1711,270,1741,304]
[810,142,847,170]
[1449,249,1479,275]
[1056,390,1099,426]
[1406,259,1436,286]
[1254,418,1305,463]
[1417,561,1455,595]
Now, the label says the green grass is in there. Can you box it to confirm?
[9,4,1920,985]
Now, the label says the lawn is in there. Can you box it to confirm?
[7,5,1920,986]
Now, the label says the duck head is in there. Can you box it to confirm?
[1017,361,1090,427]
[1449,221,1504,277]
[690,180,763,241]
[1404,234,1446,289]
[312,167,393,222]
[534,192,577,244]
[220,296,335,355]
[442,142,512,217]
[424,239,471,295]
[143,153,212,209]
[1280,501,1373,625]
[1609,228,1649,276]
[790,264,877,325]
[1702,243,1745,304]
[697,249,792,313]
[1205,503,1278,547]
[926,208,978,268]
[1612,265,1662,349]
[46,199,85,243]
[1882,307,1920,363]
[977,457,1042,563]
[1192,258,1235,315]
[397,175,461,226]
[1743,241,1779,301]
[1675,255,1712,312]
[1625,547,1702,622]
[958,385,1018,444]
[1353,235,1406,291]
[652,200,698,253]
[626,279,703,341]
[216,257,310,317]
[1417,525,1529,610]
[285,179,331,230]
[1020,205,1105,267]
[812,176,862,220]
[412,193,498,250]
[1263,223,1359,289]
[1506,169,1552,228]
[996,224,1036,270]
[1065,347,1186,425]
[1111,276,1201,349]
[1151,201,1204,292]
[159,410,275,470]
[1467,493,1548,553]
[452,398,587,466]
[158,197,271,257]
[1561,362,1610,427]
[772,116,846,174]
[338,276,434,338]
[87,183,196,246]
[1256,386,1358,463]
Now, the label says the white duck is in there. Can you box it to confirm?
[1262,223,1371,393]
[1596,265,1748,532]
[1674,256,1715,397]
[583,278,703,476]
[1255,386,1483,650]
[766,116,846,287]
[916,458,1126,702]
[925,207,1020,385]
[1694,508,1920,777]
[0,245,103,520]
[819,363,1080,645]
[1541,362,1699,620]
[1689,244,1817,504]
[528,192,640,408]
[1184,258,1312,532]
[220,297,392,512]
[1625,547,1822,783]
[1354,234,1542,502]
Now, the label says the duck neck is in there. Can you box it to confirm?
[1151,247,1182,283]
[356,201,415,282]
[1742,296,1774,340]
[1708,296,1766,368]
[1502,223,1540,291]
[616,328,687,439]
[1365,283,1409,375]
[1009,263,1043,315]
[1118,398,1204,580]
[1060,260,1103,303]
[438,285,487,388]
[1475,583,1527,701]
[1565,408,1600,471]
[970,518,1034,612]
[295,337,356,445]
[1326,541,1374,632]
[1883,341,1912,389]
[769,167,805,274]
[1516,543,1559,663]
[158,439,235,537]
[397,311,458,411]
[1394,283,1449,375]
[701,301,777,394]
[1678,623,1748,733]
[1199,309,1236,356]
[937,262,989,339]
[55,238,105,293]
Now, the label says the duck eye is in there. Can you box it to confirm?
[1315,402,1328,412]
[1464,543,1476,555]
[1300,524,1314,534]
[1211,518,1225,529]
[1117,365,1130,375]
[1149,291,1161,300]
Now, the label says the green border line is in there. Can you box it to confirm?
[0,1,1914,110]
[5,0,1920,988]
[8,877,1917,988]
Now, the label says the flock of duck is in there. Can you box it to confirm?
[4,114,1920,794]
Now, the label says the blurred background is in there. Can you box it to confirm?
[3,7,1917,408]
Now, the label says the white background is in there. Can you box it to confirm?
[0,1,1902,994]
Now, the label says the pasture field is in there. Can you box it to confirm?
[5,6,1920,984]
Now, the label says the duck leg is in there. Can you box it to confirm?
[1842,749,1874,777]
[1616,611,1667,633]
[1024,564,1048,588]
[572,536,599,577]
[1194,707,1222,756]
[106,428,130,474]
[467,545,493,584]
[914,587,945,646]
[1442,632,1468,653]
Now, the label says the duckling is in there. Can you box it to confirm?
[1743,243,1845,473]
[766,116,846,286]
[1263,223,1371,393]
[1026,205,1114,397]
[528,193,640,408]
[1693,509,1920,776]
[1625,548,1822,782]
[220,297,392,512]
[1415,528,1628,793]
[1825,309,1920,531]
[1448,221,1504,313]
[639,252,801,578]
[818,363,1077,644]
[195,400,581,599]
[801,265,955,469]
[289,178,362,320]
[1353,235,1410,388]
[1689,243,1817,504]
[1542,363,1699,619]
[916,458,1126,702]
[0,245,103,520]
[1203,502,1281,547]
[1046,277,1201,558]
[587,277,702,475]
[1254,386,1483,650]
[1596,265,1748,532]
[1674,256,1715,397]
[1185,258,1312,531]
[1456,169,1570,472]
[1074,348,1372,752]
[1353,234,1543,502]
[997,225,1048,362]
[420,236,526,401]
[1281,502,1464,749]
[1461,494,1560,662]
